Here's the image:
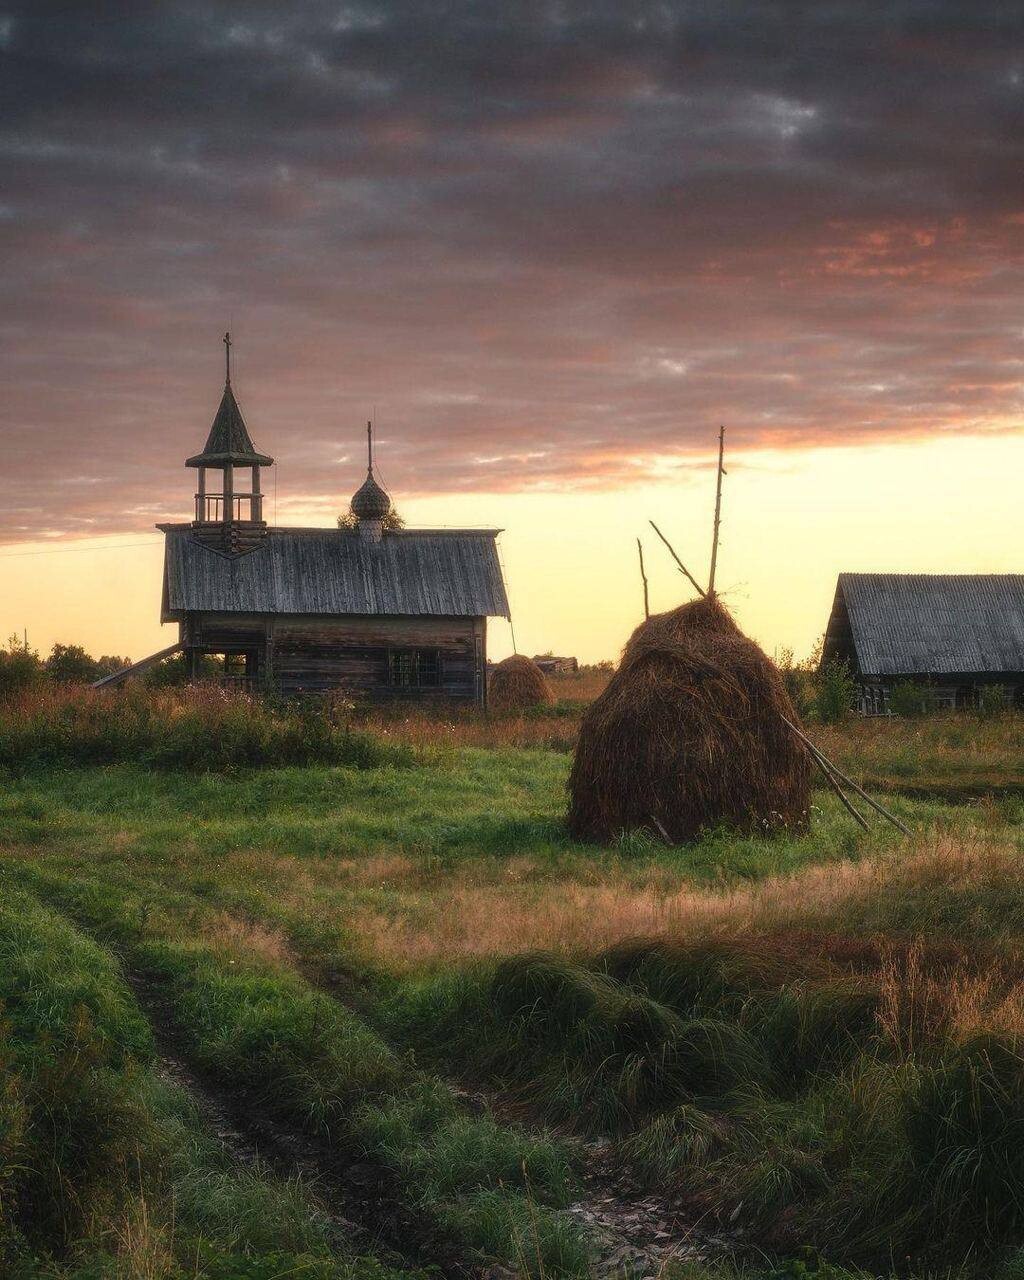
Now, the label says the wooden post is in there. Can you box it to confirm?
[637,538,650,619]
[251,464,261,522]
[648,521,707,597]
[781,716,912,836]
[223,463,234,523]
[197,466,206,521]
[708,425,725,594]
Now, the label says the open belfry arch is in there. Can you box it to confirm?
[148,335,510,700]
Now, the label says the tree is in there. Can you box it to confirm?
[95,655,132,679]
[0,635,44,695]
[814,660,857,724]
[337,507,406,531]
[45,643,102,684]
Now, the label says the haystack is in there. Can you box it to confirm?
[567,595,810,843]
[488,654,555,712]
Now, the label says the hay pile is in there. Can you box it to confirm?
[567,595,810,843]
[488,654,555,712]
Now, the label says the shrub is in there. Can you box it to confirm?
[978,684,1008,717]
[0,684,414,771]
[43,643,105,684]
[814,661,857,725]
[889,681,930,718]
[0,637,43,697]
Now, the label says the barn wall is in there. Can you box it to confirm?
[183,612,485,702]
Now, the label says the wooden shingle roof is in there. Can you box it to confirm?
[162,527,510,620]
[186,384,273,468]
[825,573,1024,677]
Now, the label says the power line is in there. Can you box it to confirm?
[0,539,162,559]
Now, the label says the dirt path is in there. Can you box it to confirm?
[311,971,736,1280]
[125,969,474,1279]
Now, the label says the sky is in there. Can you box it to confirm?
[2,1,1023,664]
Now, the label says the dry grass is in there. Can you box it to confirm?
[343,829,1024,976]
[488,655,555,713]
[569,596,811,842]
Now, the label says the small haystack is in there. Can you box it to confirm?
[489,654,555,712]
[567,595,811,843]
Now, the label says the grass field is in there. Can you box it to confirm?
[2,687,1024,1279]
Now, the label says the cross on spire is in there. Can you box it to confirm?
[223,331,232,385]
[367,419,374,472]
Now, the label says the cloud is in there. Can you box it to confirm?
[1,1,1023,539]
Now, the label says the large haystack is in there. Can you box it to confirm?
[567,595,810,843]
[489,654,555,712]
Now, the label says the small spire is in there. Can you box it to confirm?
[367,419,373,472]
[223,331,232,385]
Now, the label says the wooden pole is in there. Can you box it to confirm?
[637,538,650,619]
[648,521,707,598]
[801,741,871,832]
[782,716,912,836]
[708,425,725,594]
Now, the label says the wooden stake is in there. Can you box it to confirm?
[708,425,725,594]
[651,814,673,844]
[648,521,707,598]
[801,739,871,832]
[637,538,650,619]
[782,717,912,836]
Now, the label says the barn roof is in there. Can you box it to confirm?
[162,527,510,619]
[827,573,1024,677]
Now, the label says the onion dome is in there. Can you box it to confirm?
[351,470,392,519]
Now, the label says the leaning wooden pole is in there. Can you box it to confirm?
[799,736,871,832]
[708,424,725,594]
[649,521,707,598]
[782,717,911,836]
[637,538,650,619]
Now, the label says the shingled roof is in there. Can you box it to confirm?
[186,384,273,468]
[823,573,1024,677]
[162,527,510,620]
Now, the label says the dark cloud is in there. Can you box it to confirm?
[1,0,1023,539]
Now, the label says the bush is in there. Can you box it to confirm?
[889,681,930,718]
[978,684,1008,717]
[43,643,104,684]
[0,684,414,771]
[814,661,857,725]
[0,637,43,697]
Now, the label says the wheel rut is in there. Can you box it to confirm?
[123,967,477,1280]
[311,967,737,1280]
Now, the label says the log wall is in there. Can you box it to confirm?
[181,612,486,703]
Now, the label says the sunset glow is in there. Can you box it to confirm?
[2,3,1022,663]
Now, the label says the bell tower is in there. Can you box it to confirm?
[186,333,273,554]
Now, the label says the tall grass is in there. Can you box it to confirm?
[0,886,409,1279]
[377,835,1024,1272]
[20,865,590,1278]
[0,684,413,771]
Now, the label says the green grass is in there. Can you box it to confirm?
[4,712,1024,1278]
[0,885,416,1280]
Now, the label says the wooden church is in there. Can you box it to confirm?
[147,335,509,703]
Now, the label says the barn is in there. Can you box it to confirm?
[821,573,1024,713]
[137,336,510,703]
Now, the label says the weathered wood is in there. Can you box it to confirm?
[708,425,725,593]
[648,521,707,598]
[803,744,871,832]
[782,716,911,836]
[637,538,650,620]
[162,528,510,622]
[91,643,183,689]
